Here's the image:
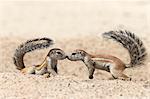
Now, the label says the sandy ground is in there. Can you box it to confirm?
[0,1,150,99]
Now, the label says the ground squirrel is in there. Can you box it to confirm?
[13,37,66,77]
[67,30,147,80]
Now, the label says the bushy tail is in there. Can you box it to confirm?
[102,30,147,67]
[13,37,54,70]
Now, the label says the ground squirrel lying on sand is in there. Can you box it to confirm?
[67,30,147,80]
[13,37,66,77]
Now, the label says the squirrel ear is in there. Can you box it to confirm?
[51,51,55,54]
[47,50,53,56]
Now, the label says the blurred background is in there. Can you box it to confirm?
[0,0,149,38]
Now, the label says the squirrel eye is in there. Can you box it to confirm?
[57,52,61,54]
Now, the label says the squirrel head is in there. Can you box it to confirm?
[67,49,87,61]
[47,48,66,60]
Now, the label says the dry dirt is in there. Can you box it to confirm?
[0,36,150,99]
[0,1,150,99]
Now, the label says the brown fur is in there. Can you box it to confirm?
[67,30,147,80]
[13,38,66,77]
[21,48,66,77]
[83,50,129,80]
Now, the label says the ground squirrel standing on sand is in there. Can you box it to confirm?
[67,30,147,80]
[13,37,66,77]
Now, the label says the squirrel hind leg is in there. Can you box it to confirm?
[109,64,131,81]
[20,66,35,74]
[109,67,131,81]
[110,71,131,81]
[117,74,131,81]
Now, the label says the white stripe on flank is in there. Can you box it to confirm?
[92,57,113,63]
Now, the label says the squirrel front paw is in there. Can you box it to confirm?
[89,75,93,79]
[43,73,50,78]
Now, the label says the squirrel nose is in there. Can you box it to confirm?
[66,56,69,58]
